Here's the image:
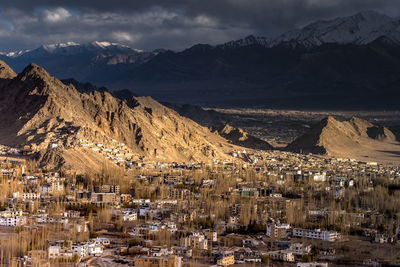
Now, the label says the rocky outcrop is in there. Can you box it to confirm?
[214,124,273,151]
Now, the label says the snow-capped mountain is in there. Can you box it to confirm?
[1,41,144,58]
[1,10,400,109]
[220,10,400,49]
[0,41,157,82]
[217,35,271,49]
[270,10,400,48]
[0,49,31,58]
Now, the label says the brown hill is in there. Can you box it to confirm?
[287,116,400,163]
[213,124,273,151]
[0,62,234,171]
[0,60,16,79]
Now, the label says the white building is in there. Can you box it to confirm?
[88,243,103,256]
[292,228,341,242]
[180,232,208,250]
[267,251,294,262]
[122,209,137,221]
[313,172,326,182]
[91,237,110,246]
[23,192,40,200]
[72,243,88,258]
[48,246,61,259]
[0,216,26,226]
[296,263,328,267]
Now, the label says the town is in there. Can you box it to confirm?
[0,143,399,267]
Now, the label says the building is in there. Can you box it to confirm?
[91,237,110,247]
[122,209,138,221]
[266,223,290,239]
[296,263,328,267]
[88,243,103,256]
[204,229,218,242]
[23,192,40,200]
[216,251,235,266]
[267,251,294,262]
[0,216,26,226]
[241,187,259,197]
[180,232,208,250]
[134,255,182,267]
[72,243,88,258]
[48,245,73,259]
[292,228,341,242]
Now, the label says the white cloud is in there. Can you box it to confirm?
[112,31,141,42]
[42,7,71,23]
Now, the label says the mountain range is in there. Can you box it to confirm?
[1,10,400,108]
[0,60,238,171]
[1,59,399,168]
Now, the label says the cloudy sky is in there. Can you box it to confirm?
[0,0,399,52]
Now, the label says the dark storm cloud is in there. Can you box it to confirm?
[0,0,399,52]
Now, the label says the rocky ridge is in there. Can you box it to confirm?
[0,61,234,171]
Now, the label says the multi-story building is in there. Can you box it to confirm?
[134,255,182,267]
[72,243,88,258]
[292,228,341,242]
[180,232,208,250]
[216,251,235,266]
[88,243,103,256]
[267,251,294,262]
[266,223,290,239]
[0,215,26,226]
[204,229,218,242]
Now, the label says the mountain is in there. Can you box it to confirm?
[0,41,158,83]
[162,103,229,127]
[61,78,139,100]
[287,116,400,163]
[61,78,109,94]
[223,11,400,48]
[217,35,271,49]
[0,61,234,171]
[213,124,273,151]
[1,11,400,109]
[161,103,272,150]
[113,38,400,108]
[270,10,400,48]
[0,60,16,79]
